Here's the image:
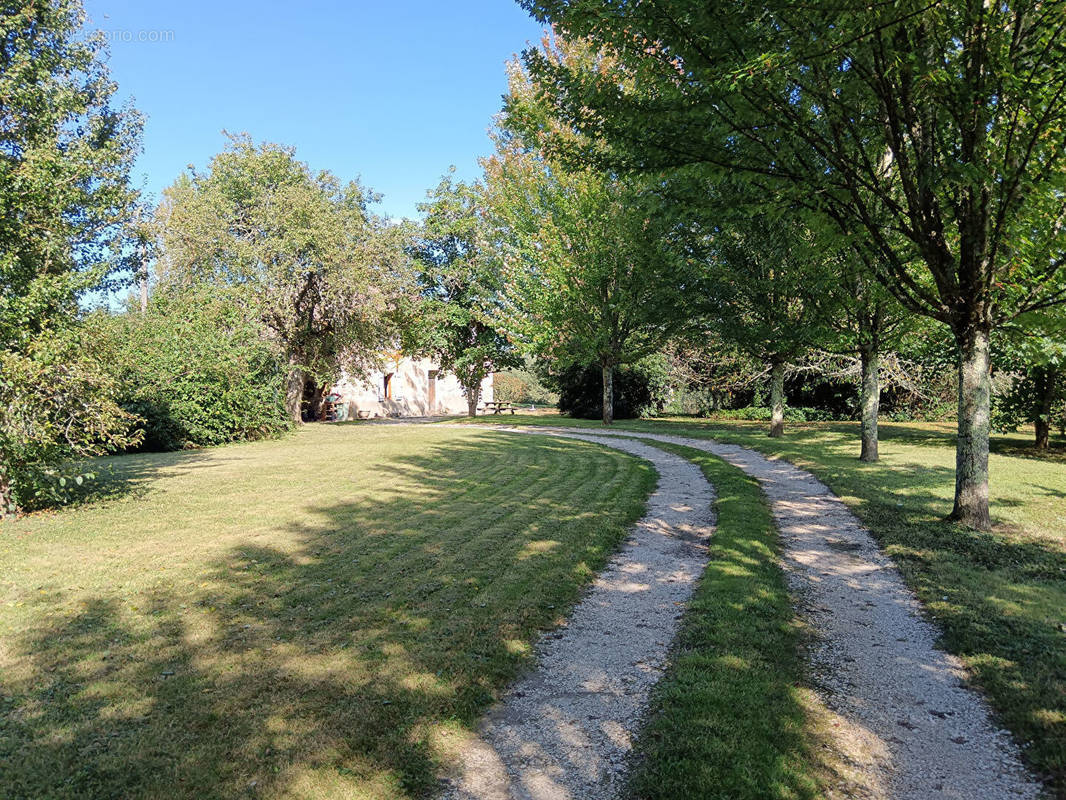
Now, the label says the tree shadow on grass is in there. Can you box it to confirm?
[0,433,651,799]
[615,421,1065,792]
[795,459,1066,792]
[62,448,225,508]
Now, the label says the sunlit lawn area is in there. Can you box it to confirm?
[467,414,1066,793]
[0,424,654,799]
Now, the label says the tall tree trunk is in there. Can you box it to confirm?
[285,358,306,424]
[768,359,785,437]
[602,364,614,425]
[859,345,881,462]
[466,383,481,418]
[949,326,992,530]
[1034,366,1057,450]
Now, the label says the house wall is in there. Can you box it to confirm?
[333,357,493,418]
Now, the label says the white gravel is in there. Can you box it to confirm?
[440,431,715,800]
[564,428,1044,800]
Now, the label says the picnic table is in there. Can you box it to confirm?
[481,401,518,415]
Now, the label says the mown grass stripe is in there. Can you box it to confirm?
[625,441,826,800]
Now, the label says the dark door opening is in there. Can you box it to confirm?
[301,377,325,422]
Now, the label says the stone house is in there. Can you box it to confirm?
[331,356,493,418]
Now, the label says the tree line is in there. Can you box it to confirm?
[2,0,1064,532]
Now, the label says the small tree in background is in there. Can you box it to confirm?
[405,173,518,416]
[993,313,1066,450]
[814,244,911,461]
[696,207,831,437]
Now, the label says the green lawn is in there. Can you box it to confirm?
[0,424,655,800]
[464,414,1066,795]
[4,417,1063,799]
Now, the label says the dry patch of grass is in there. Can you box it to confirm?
[0,424,654,799]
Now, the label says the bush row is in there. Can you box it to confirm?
[97,285,292,452]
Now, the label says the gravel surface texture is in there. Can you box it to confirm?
[440,432,715,800]
[568,429,1043,800]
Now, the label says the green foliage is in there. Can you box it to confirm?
[520,1,1066,331]
[519,0,1066,523]
[992,312,1066,443]
[492,368,558,406]
[98,286,291,451]
[157,134,403,420]
[484,53,702,382]
[404,172,519,411]
[0,330,139,512]
[555,359,668,420]
[698,205,832,366]
[0,0,143,515]
[992,368,1065,435]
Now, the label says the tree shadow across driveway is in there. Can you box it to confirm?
[0,431,654,799]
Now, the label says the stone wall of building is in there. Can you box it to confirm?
[333,357,493,418]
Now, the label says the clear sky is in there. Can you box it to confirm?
[82,0,545,221]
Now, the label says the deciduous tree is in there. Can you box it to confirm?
[0,0,143,515]
[157,135,402,422]
[519,3,1066,528]
[405,173,519,417]
[484,58,700,424]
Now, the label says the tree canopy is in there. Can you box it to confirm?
[405,172,519,416]
[156,134,405,422]
[0,0,143,515]
[516,2,1066,527]
[486,55,702,424]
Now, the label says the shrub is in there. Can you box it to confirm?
[0,331,141,513]
[99,286,291,451]
[492,368,559,406]
[557,359,668,420]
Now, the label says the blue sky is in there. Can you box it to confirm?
[83,0,545,221]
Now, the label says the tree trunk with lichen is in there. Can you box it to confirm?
[859,345,880,462]
[949,326,992,530]
[768,359,785,437]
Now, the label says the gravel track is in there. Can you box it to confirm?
[564,428,1043,800]
[440,431,715,800]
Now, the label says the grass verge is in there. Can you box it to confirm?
[463,415,1066,795]
[624,441,828,799]
[0,424,654,800]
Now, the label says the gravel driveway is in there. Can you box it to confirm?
[576,429,1042,800]
[441,426,1042,799]
[441,432,715,800]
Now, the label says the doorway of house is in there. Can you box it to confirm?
[427,370,438,414]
